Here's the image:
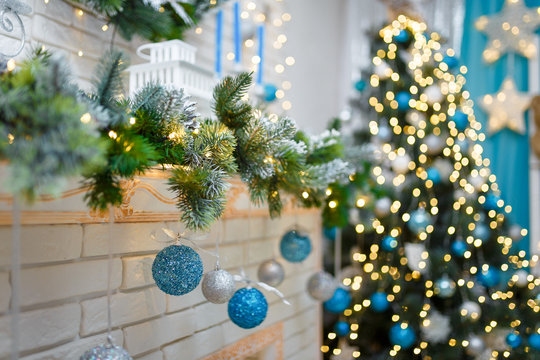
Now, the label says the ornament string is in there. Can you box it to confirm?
[334,227,342,279]
[10,196,21,360]
[154,228,219,259]
[214,221,223,270]
[106,206,114,344]
[233,269,290,305]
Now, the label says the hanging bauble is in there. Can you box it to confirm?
[466,335,486,356]
[506,332,523,348]
[324,287,352,313]
[442,55,459,69]
[468,174,486,192]
[433,159,453,181]
[404,243,430,274]
[529,333,540,350]
[483,194,502,212]
[406,110,426,126]
[339,107,352,122]
[423,84,444,105]
[334,321,350,337]
[473,223,490,243]
[370,292,390,312]
[394,29,410,43]
[348,208,360,224]
[478,267,501,288]
[392,154,411,175]
[509,224,524,241]
[424,134,445,155]
[396,91,412,110]
[381,236,398,252]
[201,269,236,304]
[460,301,482,322]
[323,226,337,241]
[228,287,268,329]
[434,275,456,298]
[257,259,285,287]
[307,271,337,301]
[455,138,470,154]
[513,269,529,287]
[426,167,441,185]
[80,342,132,360]
[407,208,432,234]
[374,62,391,79]
[152,245,203,296]
[374,197,392,218]
[389,323,416,349]
[377,125,393,142]
[354,79,366,92]
[451,239,468,257]
[452,111,469,131]
[420,311,451,344]
[263,83,278,102]
[280,230,312,263]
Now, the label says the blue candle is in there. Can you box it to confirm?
[215,9,223,78]
[233,1,241,65]
[256,24,265,85]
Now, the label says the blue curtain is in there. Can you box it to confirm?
[461,0,539,250]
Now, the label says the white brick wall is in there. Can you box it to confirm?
[0,1,323,359]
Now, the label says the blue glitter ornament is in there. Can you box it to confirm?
[389,323,416,349]
[370,292,390,312]
[263,83,278,102]
[451,240,468,257]
[80,341,132,360]
[152,245,203,296]
[407,208,432,234]
[506,333,522,348]
[483,194,502,212]
[426,167,441,185]
[452,111,469,131]
[334,321,350,337]
[324,287,351,313]
[473,223,490,243]
[381,236,398,252]
[442,55,459,69]
[323,226,337,241]
[280,230,312,263]
[354,79,366,92]
[529,333,540,350]
[394,30,409,43]
[478,267,500,288]
[228,288,268,329]
[396,91,412,110]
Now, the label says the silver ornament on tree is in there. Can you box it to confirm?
[420,311,451,344]
[202,268,236,304]
[460,301,482,322]
[392,153,411,175]
[513,269,529,287]
[307,271,337,301]
[434,275,456,298]
[466,335,486,356]
[423,84,444,104]
[374,197,392,218]
[257,259,285,287]
[80,336,132,360]
[404,243,429,274]
[433,158,453,181]
[406,110,426,126]
[424,134,445,155]
[509,224,523,241]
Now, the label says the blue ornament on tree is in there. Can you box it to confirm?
[381,236,398,252]
[434,275,456,298]
[323,226,337,241]
[334,321,350,337]
[228,288,268,329]
[442,55,459,69]
[506,333,523,348]
[529,333,540,350]
[407,208,432,234]
[324,287,352,313]
[394,30,410,43]
[483,194,502,212]
[280,230,312,262]
[263,83,278,102]
[452,111,469,131]
[451,239,468,257]
[389,323,416,349]
[152,245,203,296]
[426,167,441,185]
[473,223,490,243]
[478,267,501,288]
[354,79,366,92]
[396,91,412,110]
[370,292,390,312]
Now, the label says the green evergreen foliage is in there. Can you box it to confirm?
[0,50,104,201]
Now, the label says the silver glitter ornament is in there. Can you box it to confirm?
[434,275,456,298]
[201,269,236,304]
[257,259,285,287]
[460,301,482,322]
[80,341,132,360]
[307,271,337,301]
[466,335,486,356]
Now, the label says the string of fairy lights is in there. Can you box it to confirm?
[321,15,536,360]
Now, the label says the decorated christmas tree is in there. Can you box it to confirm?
[321,15,540,360]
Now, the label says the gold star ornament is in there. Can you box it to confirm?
[479,77,531,135]
[475,0,540,63]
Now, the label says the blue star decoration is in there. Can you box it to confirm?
[475,0,540,63]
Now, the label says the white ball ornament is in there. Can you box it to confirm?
[433,159,453,181]
[374,197,392,218]
[392,154,411,175]
[307,271,337,301]
[514,270,529,287]
[509,224,523,241]
[424,134,445,155]
[466,335,485,356]
[423,84,444,104]
[460,301,482,322]
[468,174,486,191]
[406,110,426,126]
[201,269,236,304]
[374,61,392,79]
